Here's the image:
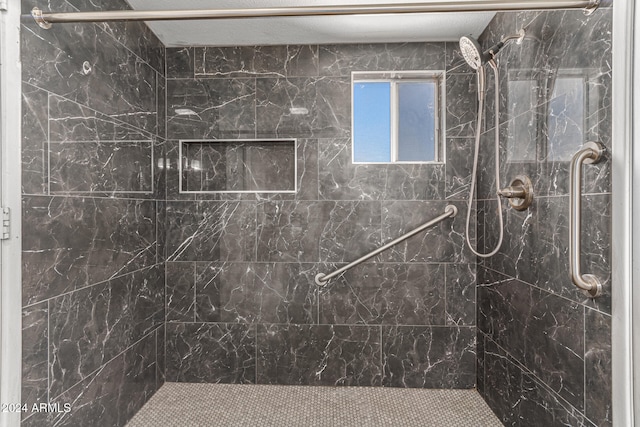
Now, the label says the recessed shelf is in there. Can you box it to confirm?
[179,139,297,194]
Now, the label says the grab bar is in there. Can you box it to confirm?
[314,204,458,286]
[569,141,605,298]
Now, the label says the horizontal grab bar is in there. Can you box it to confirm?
[315,204,458,286]
[569,141,605,298]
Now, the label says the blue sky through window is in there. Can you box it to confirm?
[353,82,391,162]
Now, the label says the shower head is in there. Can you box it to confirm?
[459,36,486,70]
[459,29,525,70]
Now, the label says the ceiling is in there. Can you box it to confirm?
[125,0,495,47]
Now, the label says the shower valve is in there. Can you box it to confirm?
[498,175,533,211]
[497,186,527,198]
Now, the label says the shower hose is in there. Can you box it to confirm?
[465,59,504,258]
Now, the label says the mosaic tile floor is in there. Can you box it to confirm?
[127,383,503,426]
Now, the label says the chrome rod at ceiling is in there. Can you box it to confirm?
[28,0,600,29]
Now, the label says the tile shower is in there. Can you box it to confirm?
[18,1,612,426]
[162,42,477,388]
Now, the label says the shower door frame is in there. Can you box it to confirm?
[0,0,22,426]
[612,0,638,425]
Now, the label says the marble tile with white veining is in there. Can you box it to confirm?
[195,262,317,324]
[49,140,153,194]
[384,164,445,201]
[476,332,485,395]
[445,138,475,201]
[167,78,256,140]
[319,201,382,263]
[256,77,350,138]
[584,308,612,427]
[482,337,595,427]
[318,43,446,77]
[22,17,158,135]
[380,200,468,264]
[257,324,382,386]
[477,271,585,411]
[445,74,478,138]
[48,93,152,143]
[22,302,49,408]
[22,83,49,195]
[318,137,444,201]
[581,194,612,314]
[48,266,164,398]
[481,197,535,281]
[96,19,165,75]
[165,200,257,262]
[515,9,612,73]
[196,45,319,78]
[318,263,445,326]
[382,326,476,389]
[318,137,387,201]
[38,331,158,427]
[295,139,319,201]
[166,262,196,322]
[166,47,195,79]
[583,72,612,195]
[156,200,167,264]
[256,200,330,263]
[157,74,167,140]
[165,323,256,384]
[446,263,476,326]
[22,196,157,305]
[154,139,167,202]
[156,324,166,387]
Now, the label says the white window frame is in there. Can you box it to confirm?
[351,70,446,165]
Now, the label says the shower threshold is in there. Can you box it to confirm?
[126,383,502,426]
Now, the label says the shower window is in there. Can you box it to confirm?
[351,71,444,164]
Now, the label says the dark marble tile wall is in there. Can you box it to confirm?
[164,43,479,389]
[476,8,612,427]
[20,0,166,425]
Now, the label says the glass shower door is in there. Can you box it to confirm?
[0,1,22,426]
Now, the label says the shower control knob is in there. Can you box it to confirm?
[498,175,533,211]
[497,186,527,198]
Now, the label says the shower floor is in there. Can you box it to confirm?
[126,383,502,427]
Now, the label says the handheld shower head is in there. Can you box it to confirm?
[459,29,526,70]
[459,36,486,70]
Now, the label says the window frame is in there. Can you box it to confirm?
[351,70,446,165]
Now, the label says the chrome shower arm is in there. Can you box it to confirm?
[500,29,527,45]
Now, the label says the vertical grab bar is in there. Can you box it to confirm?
[569,141,605,298]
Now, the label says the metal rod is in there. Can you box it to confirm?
[569,141,604,298]
[27,0,600,29]
[315,204,457,286]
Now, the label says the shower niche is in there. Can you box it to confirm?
[179,139,297,193]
